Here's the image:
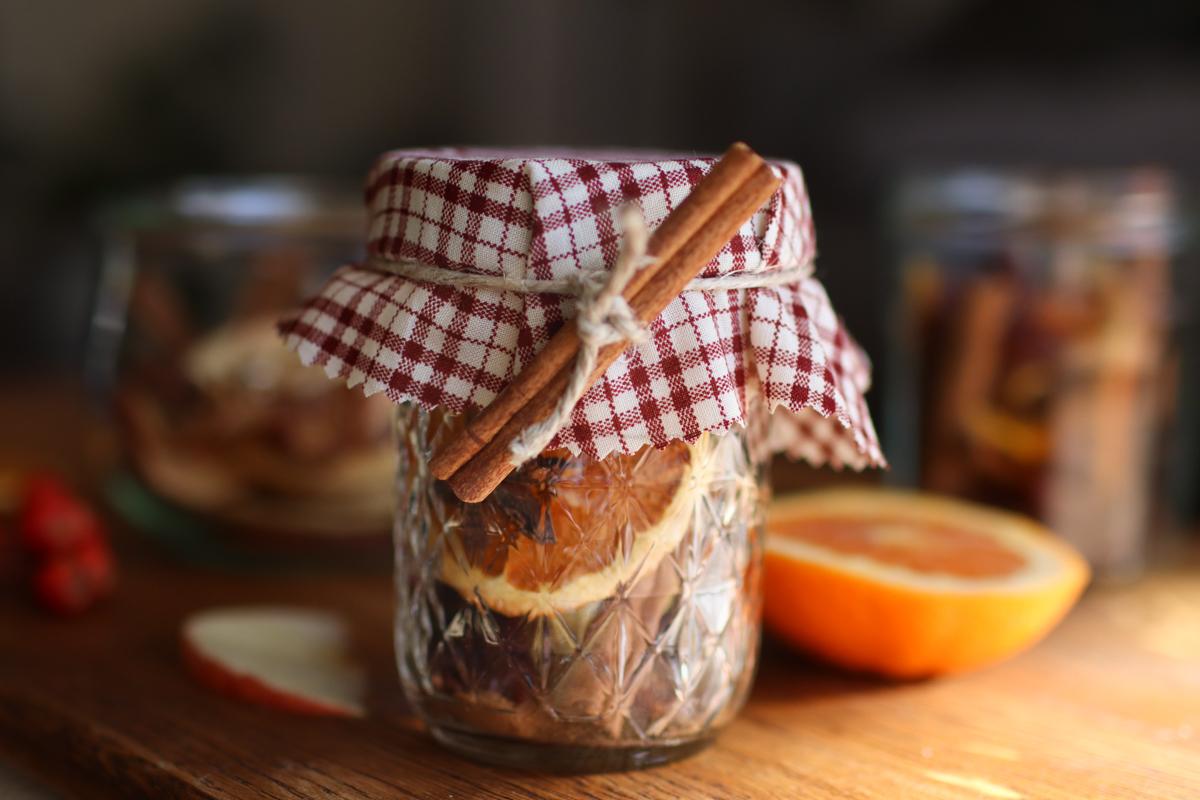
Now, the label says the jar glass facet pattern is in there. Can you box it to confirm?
[392,405,768,771]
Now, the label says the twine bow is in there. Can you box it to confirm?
[508,207,653,462]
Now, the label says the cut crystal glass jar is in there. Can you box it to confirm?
[393,406,769,771]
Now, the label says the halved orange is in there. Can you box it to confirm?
[764,489,1089,678]
[441,438,711,617]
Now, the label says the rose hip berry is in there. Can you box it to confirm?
[74,537,116,597]
[33,558,97,616]
[16,473,117,615]
[19,475,104,555]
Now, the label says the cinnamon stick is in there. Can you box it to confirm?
[430,142,764,481]
[448,161,783,503]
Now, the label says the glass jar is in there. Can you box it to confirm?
[889,169,1179,579]
[393,404,769,771]
[89,178,396,556]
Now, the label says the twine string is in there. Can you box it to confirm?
[365,206,814,464]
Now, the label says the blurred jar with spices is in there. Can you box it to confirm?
[89,179,396,556]
[889,169,1180,579]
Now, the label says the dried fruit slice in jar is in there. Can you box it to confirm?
[764,489,1090,678]
[440,439,707,617]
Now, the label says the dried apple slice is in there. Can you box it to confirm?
[181,606,365,717]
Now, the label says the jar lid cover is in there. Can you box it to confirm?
[280,148,884,469]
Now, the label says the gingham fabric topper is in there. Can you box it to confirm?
[280,148,885,469]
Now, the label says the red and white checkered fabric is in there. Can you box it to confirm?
[280,148,884,469]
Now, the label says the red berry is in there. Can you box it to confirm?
[33,558,96,616]
[75,538,116,597]
[19,475,104,555]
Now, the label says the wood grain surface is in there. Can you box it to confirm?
[1,382,1198,799]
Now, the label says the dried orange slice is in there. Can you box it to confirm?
[764,489,1089,678]
[440,439,707,617]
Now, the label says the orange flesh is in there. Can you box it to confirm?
[770,516,1028,578]
[456,443,689,592]
[762,491,1091,678]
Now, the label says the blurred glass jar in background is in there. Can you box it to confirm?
[88,179,396,551]
[889,169,1179,579]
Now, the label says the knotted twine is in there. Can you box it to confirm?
[366,207,814,465]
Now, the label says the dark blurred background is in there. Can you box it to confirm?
[3,1,1200,543]
[5,0,1198,369]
